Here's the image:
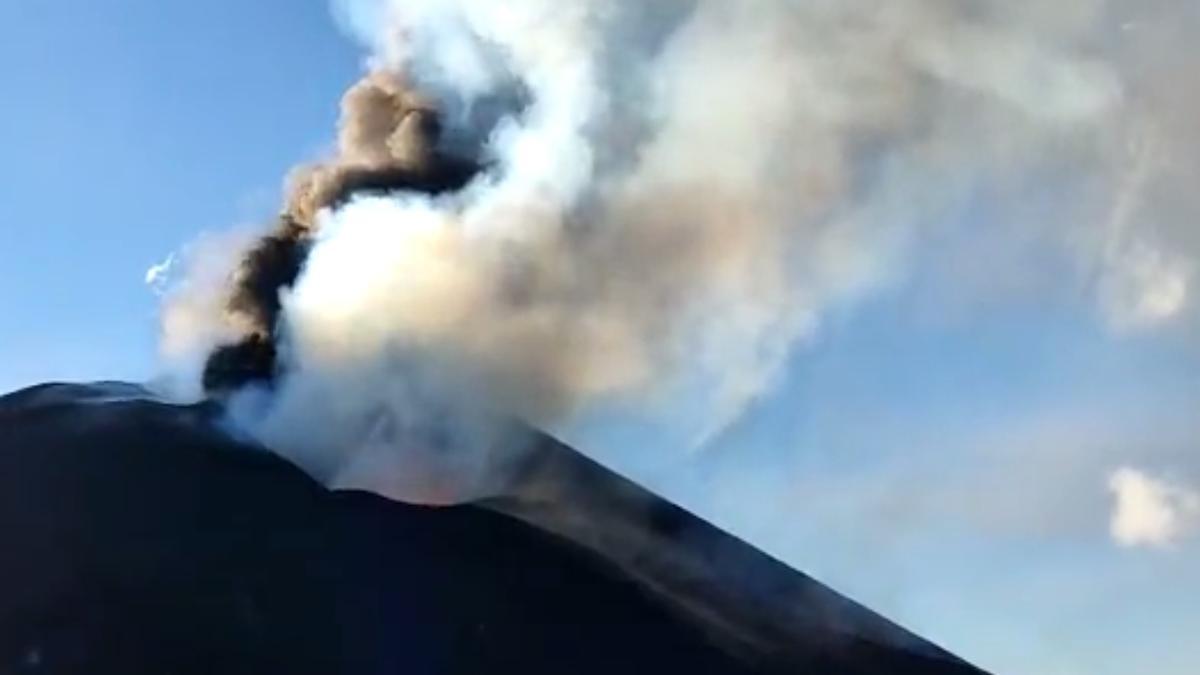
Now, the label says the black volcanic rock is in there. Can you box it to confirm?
[0,382,986,674]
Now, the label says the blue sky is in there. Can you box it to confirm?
[0,0,359,391]
[2,3,1198,674]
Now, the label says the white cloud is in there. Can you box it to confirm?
[144,253,176,294]
[1099,241,1192,333]
[1108,466,1200,549]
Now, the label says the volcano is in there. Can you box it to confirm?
[0,381,985,674]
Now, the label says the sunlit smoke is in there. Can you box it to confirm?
[158,0,1200,504]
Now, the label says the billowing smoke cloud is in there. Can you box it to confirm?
[1109,466,1200,549]
[158,0,1200,504]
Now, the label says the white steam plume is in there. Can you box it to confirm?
[162,0,1200,503]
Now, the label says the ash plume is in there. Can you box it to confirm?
[201,71,481,394]
[158,0,1200,504]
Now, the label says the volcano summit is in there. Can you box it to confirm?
[0,381,984,674]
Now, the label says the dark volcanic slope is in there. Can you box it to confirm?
[0,382,985,674]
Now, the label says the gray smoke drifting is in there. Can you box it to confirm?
[159,0,1200,504]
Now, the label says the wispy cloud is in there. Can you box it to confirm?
[144,253,176,295]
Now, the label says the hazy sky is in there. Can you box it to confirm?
[2,2,1198,674]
